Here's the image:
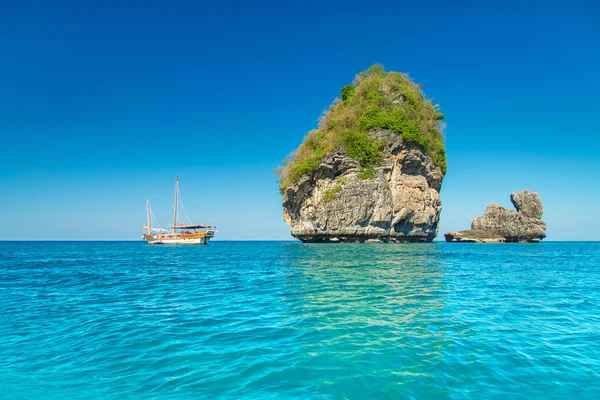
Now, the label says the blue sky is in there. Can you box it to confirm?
[1,0,598,240]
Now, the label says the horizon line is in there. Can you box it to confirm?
[0,239,598,243]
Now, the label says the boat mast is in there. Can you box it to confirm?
[172,174,178,233]
[146,195,151,233]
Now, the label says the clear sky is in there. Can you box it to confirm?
[1,0,598,240]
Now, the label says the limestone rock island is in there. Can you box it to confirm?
[276,65,447,242]
[445,190,547,243]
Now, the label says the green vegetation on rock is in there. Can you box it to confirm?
[277,64,446,190]
[322,184,343,203]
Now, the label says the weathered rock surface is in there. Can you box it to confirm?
[511,190,543,219]
[282,130,444,242]
[445,191,546,243]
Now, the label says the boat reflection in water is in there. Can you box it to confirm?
[142,175,215,245]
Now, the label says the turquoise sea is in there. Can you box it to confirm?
[1,241,599,399]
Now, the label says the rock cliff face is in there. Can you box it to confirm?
[282,130,444,242]
[445,190,546,243]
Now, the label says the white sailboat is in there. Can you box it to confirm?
[142,175,215,245]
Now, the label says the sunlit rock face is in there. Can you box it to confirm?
[283,130,444,243]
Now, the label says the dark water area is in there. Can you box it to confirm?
[1,241,599,399]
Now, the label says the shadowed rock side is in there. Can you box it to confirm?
[283,130,444,243]
[445,190,546,243]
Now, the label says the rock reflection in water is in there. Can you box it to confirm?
[279,243,461,398]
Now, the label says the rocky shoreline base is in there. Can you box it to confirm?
[295,235,435,243]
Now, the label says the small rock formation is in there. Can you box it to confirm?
[283,130,444,242]
[445,190,546,243]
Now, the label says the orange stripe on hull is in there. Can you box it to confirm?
[181,232,206,238]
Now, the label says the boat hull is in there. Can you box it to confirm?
[142,231,214,245]
[147,237,209,245]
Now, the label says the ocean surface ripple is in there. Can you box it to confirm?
[1,241,599,399]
